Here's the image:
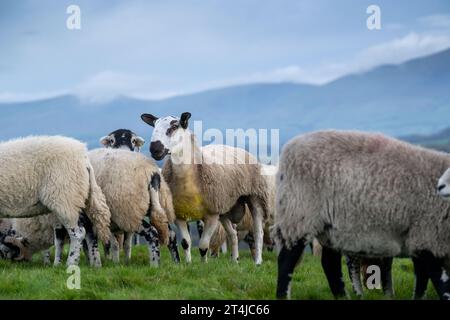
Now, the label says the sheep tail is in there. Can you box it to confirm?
[149,172,170,246]
[85,162,112,243]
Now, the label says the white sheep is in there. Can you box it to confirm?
[0,136,111,266]
[209,166,276,257]
[88,148,177,266]
[141,112,270,265]
[274,130,450,300]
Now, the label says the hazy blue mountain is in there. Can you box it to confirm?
[1,49,449,149]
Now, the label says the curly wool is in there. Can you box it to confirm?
[0,136,111,243]
[274,130,450,258]
[88,148,173,245]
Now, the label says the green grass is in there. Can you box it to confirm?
[0,247,439,300]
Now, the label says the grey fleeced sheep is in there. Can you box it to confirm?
[274,130,450,300]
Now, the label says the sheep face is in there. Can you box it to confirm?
[100,129,145,152]
[0,234,28,261]
[438,168,450,200]
[141,112,191,161]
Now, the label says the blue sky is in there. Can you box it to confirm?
[0,0,449,103]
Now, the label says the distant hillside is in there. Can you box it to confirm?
[402,127,450,153]
[0,48,449,150]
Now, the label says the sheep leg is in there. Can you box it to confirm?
[133,234,140,246]
[109,233,120,264]
[198,215,220,263]
[167,224,180,263]
[345,255,364,297]
[221,241,228,254]
[244,232,256,260]
[104,241,112,260]
[53,224,66,266]
[219,216,239,263]
[197,220,204,238]
[123,232,133,264]
[248,197,264,265]
[43,249,51,265]
[139,220,160,266]
[380,257,394,298]
[412,254,431,299]
[176,219,192,263]
[321,246,347,299]
[65,223,86,266]
[79,212,101,267]
[276,238,305,299]
[418,251,450,300]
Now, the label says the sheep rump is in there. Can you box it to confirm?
[0,136,111,243]
[274,130,450,259]
[88,148,174,245]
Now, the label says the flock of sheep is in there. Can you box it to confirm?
[0,111,450,300]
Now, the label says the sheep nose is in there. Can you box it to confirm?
[150,141,163,153]
[438,184,446,192]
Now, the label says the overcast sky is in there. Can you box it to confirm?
[0,0,449,103]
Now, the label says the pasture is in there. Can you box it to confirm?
[0,246,438,300]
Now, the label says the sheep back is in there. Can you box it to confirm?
[275,130,450,258]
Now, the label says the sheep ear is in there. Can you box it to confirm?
[141,114,158,127]
[180,112,191,129]
[134,136,145,148]
[99,136,111,147]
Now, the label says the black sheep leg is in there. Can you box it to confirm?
[322,246,347,299]
[276,238,305,299]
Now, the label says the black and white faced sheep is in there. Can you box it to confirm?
[0,136,111,266]
[141,112,270,265]
[100,129,145,152]
[274,130,450,300]
[98,129,180,263]
[88,148,178,266]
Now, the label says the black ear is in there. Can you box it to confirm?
[141,114,158,127]
[180,112,191,129]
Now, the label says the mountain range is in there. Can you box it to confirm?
[1,48,449,150]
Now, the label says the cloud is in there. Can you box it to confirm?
[0,90,68,103]
[73,71,178,103]
[419,14,450,29]
[354,32,450,70]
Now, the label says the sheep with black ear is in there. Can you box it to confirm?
[88,148,178,266]
[274,130,450,300]
[141,112,270,265]
[100,129,145,152]
[98,129,180,263]
[0,136,111,266]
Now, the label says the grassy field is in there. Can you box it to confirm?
[0,246,439,300]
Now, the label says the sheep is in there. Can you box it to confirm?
[209,167,276,257]
[0,136,111,266]
[209,205,275,258]
[88,148,178,266]
[100,129,145,152]
[98,128,179,261]
[274,130,450,300]
[0,215,55,264]
[141,112,270,264]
